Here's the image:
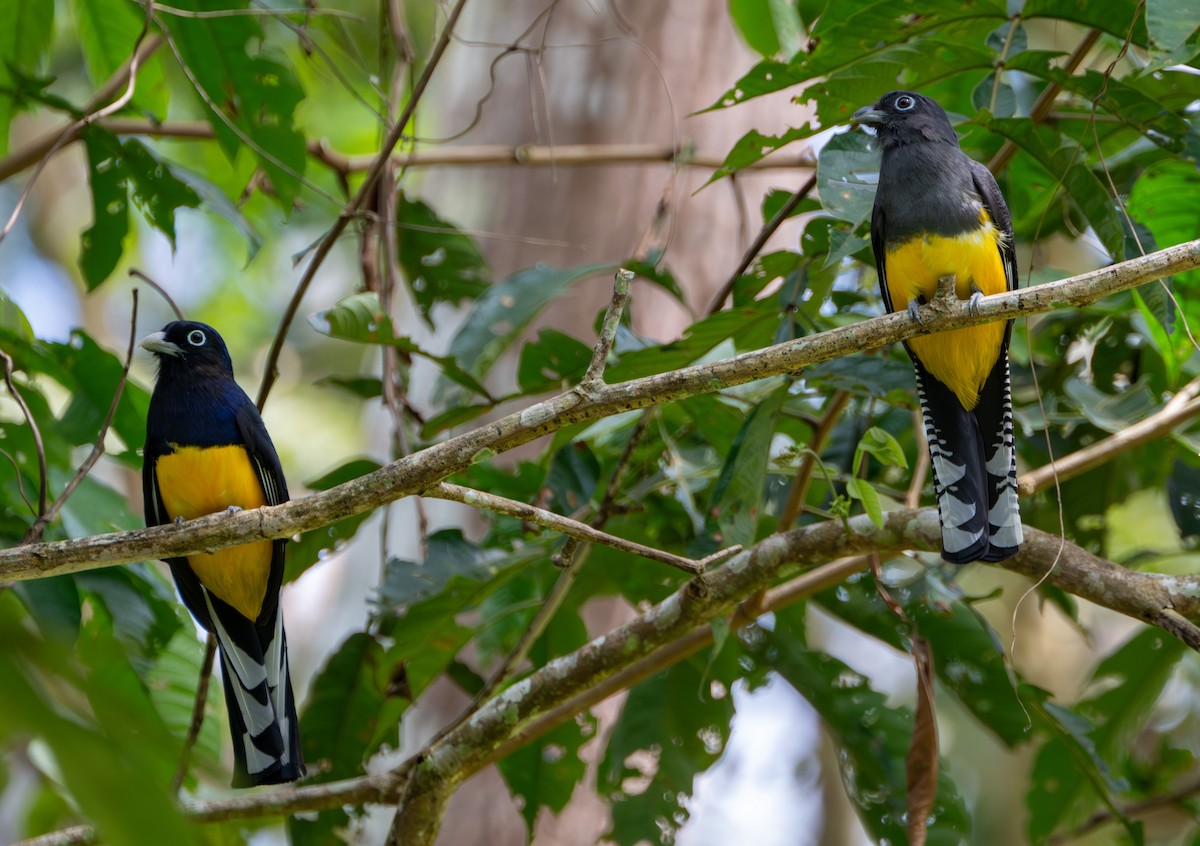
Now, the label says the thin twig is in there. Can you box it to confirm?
[129,269,185,321]
[1050,775,1200,843]
[170,634,217,793]
[24,291,140,544]
[905,408,930,509]
[707,173,817,315]
[1018,375,1200,496]
[254,0,470,411]
[779,389,852,530]
[582,268,635,386]
[427,482,732,575]
[1,351,47,522]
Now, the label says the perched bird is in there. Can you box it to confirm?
[141,320,304,786]
[852,91,1022,563]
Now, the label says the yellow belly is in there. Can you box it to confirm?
[884,221,1008,410]
[155,444,270,621]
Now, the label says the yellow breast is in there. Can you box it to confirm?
[155,444,271,621]
[883,217,1008,410]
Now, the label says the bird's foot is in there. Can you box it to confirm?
[967,285,984,316]
[174,515,185,525]
[224,505,244,516]
[907,298,926,325]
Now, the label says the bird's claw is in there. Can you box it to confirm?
[173,515,185,525]
[224,505,244,516]
[907,299,925,325]
[967,289,984,316]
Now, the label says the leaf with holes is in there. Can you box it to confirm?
[396,192,490,325]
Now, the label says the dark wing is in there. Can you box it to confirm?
[968,158,1018,295]
[870,200,895,313]
[234,401,289,627]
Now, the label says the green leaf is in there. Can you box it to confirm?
[79,127,130,290]
[438,263,609,403]
[13,576,81,645]
[310,292,493,400]
[857,426,909,469]
[729,0,782,56]
[374,537,542,695]
[845,476,883,527]
[162,0,307,207]
[707,383,786,547]
[816,130,878,225]
[120,140,201,249]
[0,0,54,154]
[546,441,601,514]
[971,71,1016,118]
[1028,627,1184,841]
[76,568,182,671]
[815,571,1031,748]
[144,628,223,783]
[764,632,972,844]
[396,192,490,325]
[70,0,166,117]
[1146,0,1199,53]
[299,632,406,779]
[286,459,382,584]
[601,654,737,845]
[1064,377,1158,434]
[517,328,592,394]
[497,608,592,830]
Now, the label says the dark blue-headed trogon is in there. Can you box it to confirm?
[852,91,1023,563]
[141,320,304,787]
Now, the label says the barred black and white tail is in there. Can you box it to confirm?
[204,591,304,787]
[914,354,1022,564]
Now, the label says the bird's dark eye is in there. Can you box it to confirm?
[895,95,916,111]
[187,330,206,347]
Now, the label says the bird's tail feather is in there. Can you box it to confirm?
[914,361,990,563]
[204,592,305,787]
[974,353,1023,561]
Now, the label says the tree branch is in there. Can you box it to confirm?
[4,238,1200,581]
[17,510,1200,845]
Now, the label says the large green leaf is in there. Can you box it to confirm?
[601,653,738,845]
[0,0,53,154]
[816,130,878,225]
[815,570,1029,747]
[517,328,592,394]
[310,291,493,400]
[70,0,167,117]
[437,263,609,404]
[766,633,972,844]
[707,383,786,547]
[1028,627,1183,842]
[162,0,306,207]
[79,127,130,290]
[396,192,491,325]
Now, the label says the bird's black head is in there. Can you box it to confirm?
[141,320,235,379]
[850,91,959,149]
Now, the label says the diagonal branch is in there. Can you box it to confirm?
[16,510,1200,846]
[3,238,1200,581]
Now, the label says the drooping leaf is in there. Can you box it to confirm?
[70,0,167,116]
[601,652,738,846]
[0,0,54,154]
[79,127,130,290]
[707,383,786,547]
[437,263,609,403]
[764,631,972,844]
[396,192,490,325]
[120,140,201,249]
[546,441,601,514]
[517,328,592,394]
[162,0,307,207]
[816,130,878,225]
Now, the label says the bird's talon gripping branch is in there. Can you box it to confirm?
[967,285,985,316]
[907,299,925,325]
[225,505,244,516]
[173,515,186,525]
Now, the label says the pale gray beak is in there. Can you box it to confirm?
[140,331,183,357]
[850,105,886,126]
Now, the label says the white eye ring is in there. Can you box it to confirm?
[186,330,206,346]
[895,95,916,111]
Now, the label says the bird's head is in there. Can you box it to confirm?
[141,320,235,378]
[850,91,959,148]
